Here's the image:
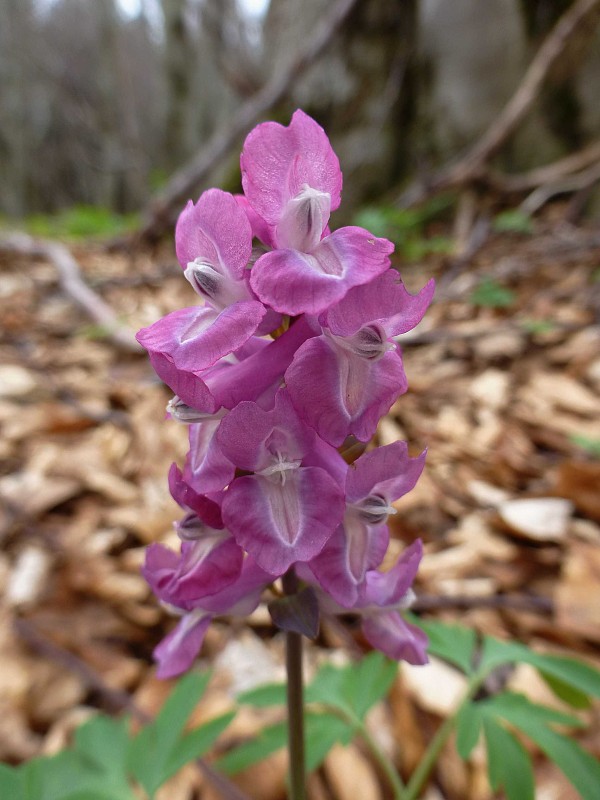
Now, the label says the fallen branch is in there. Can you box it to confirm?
[488,138,600,193]
[136,0,360,244]
[397,0,600,208]
[412,593,554,615]
[519,159,600,214]
[0,232,141,353]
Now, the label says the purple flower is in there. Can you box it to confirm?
[286,271,434,445]
[217,390,346,574]
[137,110,432,674]
[316,539,428,665]
[176,188,254,311]
[240,110,394,315]
[306,442,426,606]
[151,557,273,678]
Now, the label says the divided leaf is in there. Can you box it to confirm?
[481,692,600,800]
[127,670,225,796]
[216,722,288,775]
[455,702,482,760]
[410,617,477,675]
[483,717,534,800]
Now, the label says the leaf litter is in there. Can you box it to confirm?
[0,218,599,798]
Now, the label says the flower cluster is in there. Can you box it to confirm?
[137,111,434,678]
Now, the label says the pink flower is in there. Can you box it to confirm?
[240,110,394,315]
[306,442,426,607]
[286,271,434,445]
[217,390,346,574]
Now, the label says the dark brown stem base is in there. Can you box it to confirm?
[282,570,307,800]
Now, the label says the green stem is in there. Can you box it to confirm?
[353,714,406,799]
[282,569,306,800]
[403,670,488,800]
[316,703,405,799]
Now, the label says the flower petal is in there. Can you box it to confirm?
[168,462,224,528]
[137,301,266,373]
[346,442,426,506]
[148,351,217,414]
[250,227,393,316]
[308,518,389,607]
[154,611,212,678]
[241,109,342,226]
[362,612,428,665]
[185,419,236,494]
[360,539,423,608]
[175,189,252,281]
[286,336,407,446]
[323,271,435,337]
[222,468,344,574]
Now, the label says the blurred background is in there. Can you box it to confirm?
[1,1,600,798]
[2,0,600,220]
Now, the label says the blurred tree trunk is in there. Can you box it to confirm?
[0,0,35,216]
[96,0,126,208]
[518,0,600,148]
[264,0,420,214]
[161,0,196,171]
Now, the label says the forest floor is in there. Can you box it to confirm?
[1,213,599,799]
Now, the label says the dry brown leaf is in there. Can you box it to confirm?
[324,742,382,800]
[497,497,574,542]
[555,542,600,642]
[555,461,600,521]
[402,657,467,717]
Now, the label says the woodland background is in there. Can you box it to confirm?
[1,1,600,799]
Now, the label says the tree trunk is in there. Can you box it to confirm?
[264,0,420,215]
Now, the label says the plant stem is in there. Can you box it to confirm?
[403,670,488,800]
[282,569,306,800]
[351,714,406,799]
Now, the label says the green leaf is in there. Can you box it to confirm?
[481,637,600,702]
[305,712,353,772]
[128,670,211,796]
[305,662,348,709]
[74,714,129,779]
[216,722,287,775]
[519,318,556,335]
[483,717,534,800]
[19,748,127,800]
[470,277,516,308]
[455,702,482,759]
[305,652,396,722]
[344,652,397,720]
[164,711,235,777]
[493,210,533,234]
[487,695,600,800]
[539,671,591,709]
[152,670,212,753]
[484,691,584,730]
[0,763,24,800]
[480,689,600,796]
[409,617,477,675]
[237,682,286,708]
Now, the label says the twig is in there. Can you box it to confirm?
[0,232,141,353]
[519,159,600,214]
[412,593,554,615]
[488,138,600,193]
[136,0,360,244]
[13,617,251,800]
[397,0,600,208]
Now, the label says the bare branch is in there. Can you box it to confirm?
[0,233,141,352]
[136,0,360,244]
[398,0,600,208]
